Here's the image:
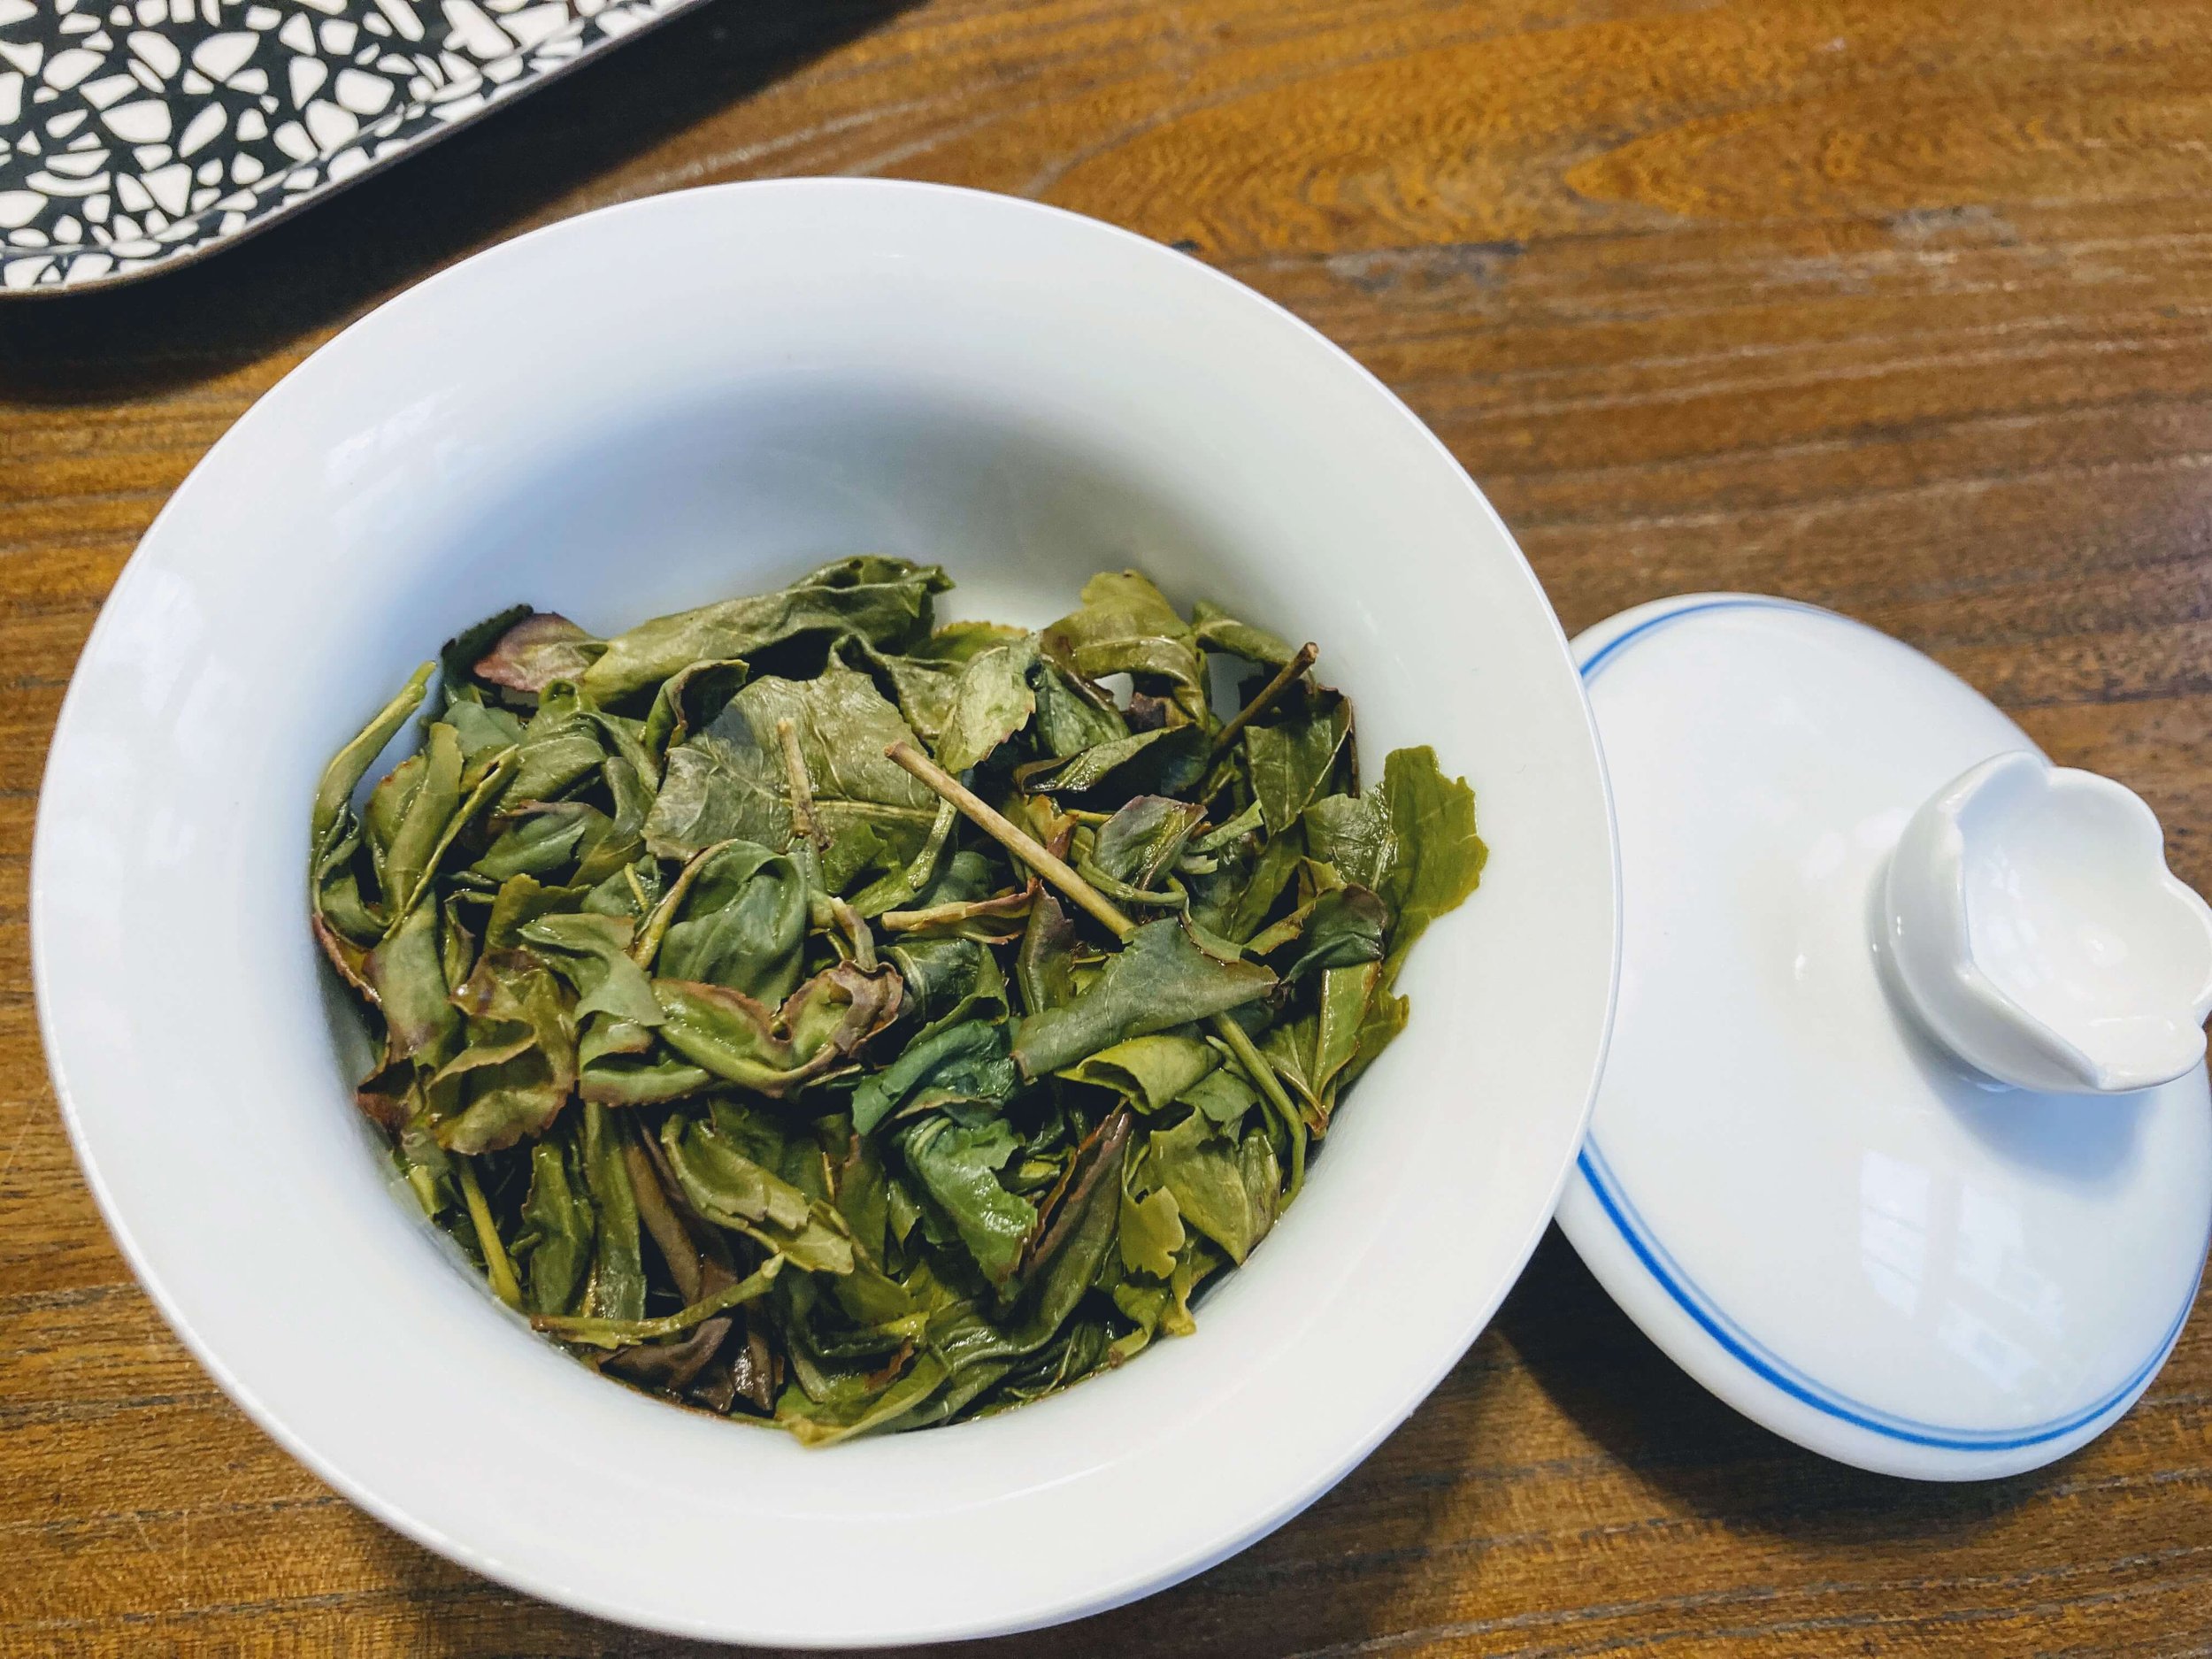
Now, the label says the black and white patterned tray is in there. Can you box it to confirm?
[0,0,705,292]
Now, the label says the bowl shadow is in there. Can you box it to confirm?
[0,0,915,404]
[1498,1230,2051,1551]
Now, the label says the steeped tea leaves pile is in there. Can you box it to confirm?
[311,559,1483,1441]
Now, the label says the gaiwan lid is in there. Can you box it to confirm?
[1557,595,2212,1480]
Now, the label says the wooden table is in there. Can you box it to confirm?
[8,0,2212,1651]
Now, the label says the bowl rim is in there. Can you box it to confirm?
[32,176,1622,1644]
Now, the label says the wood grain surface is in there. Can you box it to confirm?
[8,0,2212,1652]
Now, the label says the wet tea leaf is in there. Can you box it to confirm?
[312,562,1479,1441]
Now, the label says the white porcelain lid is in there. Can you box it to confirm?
[1557,595,2212,1479]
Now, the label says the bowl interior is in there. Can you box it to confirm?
[35,180,1616,1646]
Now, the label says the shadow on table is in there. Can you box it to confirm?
[0,0,913,406]
[1501,1229,2048,1548]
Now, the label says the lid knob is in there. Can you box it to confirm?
[1879,749,2212,1093]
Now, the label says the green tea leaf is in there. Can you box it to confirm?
[1244,694,1350,834]
[1305,745,1484,979]
[581,1102,645,1322]
[640,657,748,758]
[577,1044,712,1107]
[1015,1108,1131,1323]
[851,1019,1018,1136]
[393,1102,457,1219]
[1063,1032,1218,1111]
[778,1351,949,1447]
[1089,795,1206,890]
[431,949,577,1154]
[1015,889,1079,1015]
[520,1133,595,1317]
[895,620,1032,737]
[1190,821,1304,945]
[1268,884,1387,982]
[443,694,527,766]
[577,757,652,887]
[1013,918,1274,1079]
[933,634,1039,772]
[654,960,902,1097]
[483,872,584,950]
[583,557,950,705]
[1118,1151,1185,1278]
[501,689,616,808]
[1015,723,1205,798]
[1374,745,1486,977]
[887,926,1010,1035]
[899,1116,1037,1284]
[1042,570,1205,723]
[472,802,605,883]
[1314,960,1380,1106]
[662,1116,856,1274]
[1148,1113,1276,1265]
[1348,982,1409,1089]
[378,720,464,917]
[1191,599,1297,667]
[654,839,808,1005]
[664,1116,812,1231]
[365,899,457,1065]
[643,662,939,869]
[1179,1064,1258,1127]
[1030,649,1127,758]
[518,910,662,1025]
[311,663,433,856]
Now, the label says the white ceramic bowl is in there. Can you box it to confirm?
[33,180,1617,1647]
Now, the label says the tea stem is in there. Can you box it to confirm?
[886,742,1133,940]
[1212,641,1318,755]
[632,838,735,969]
[535,1258,783,1348]
[457,1156,523,1311]
[777,717,828,852]
[887,740,1303,1129]
[1210,1004,1309,1141]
